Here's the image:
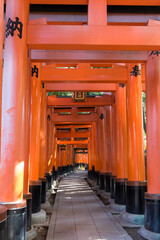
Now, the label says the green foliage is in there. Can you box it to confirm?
[48,92,103,97]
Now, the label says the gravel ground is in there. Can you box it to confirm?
[123,227,146,240]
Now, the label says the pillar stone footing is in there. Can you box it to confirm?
[126,181,147,215]
[110,202,126,212]
[101,191,111,198]
[41,202,52,214]
[121,211,144,225]
[139,226,160,240]
[29,181,42,214]
[32,209,46,225]
[4,201,26,240]
[0,205,7,240]
[23,193,32,232]
[27,227,37,240]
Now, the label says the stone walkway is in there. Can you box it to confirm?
[46,170,132,240]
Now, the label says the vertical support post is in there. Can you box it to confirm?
[0,0,15,238]
[110,93,117,198]
[29,63,43,216]
[139,53,160,238]
[123,64,146,224]
[95,115,101,185]
[113,84,127,208]
[45,108,53,189]
[88,0,107,25]
[23,50,32,232]
[104,105,112,193]
[39,83,47,204]
[0,0,4,158]
[0,0,29,238]
[98,107,107,190]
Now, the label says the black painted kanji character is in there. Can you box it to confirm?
[31,65,39,78]
[42,83,45,88]
[119,83,126,88]
[6,17,23,39]
[100,114,104,120]
[149,51,160,57]
[130,65,141,77]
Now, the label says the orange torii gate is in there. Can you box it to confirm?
[0,0,160,239]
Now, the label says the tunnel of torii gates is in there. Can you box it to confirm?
[0,0,160,239]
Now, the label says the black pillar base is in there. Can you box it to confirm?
[29,181,42,214]
[99,174,105,190]
[144,193,160,233]
[95,171,100,185]
[45,173,52,190]
[23,193,32,232]
[0,206,7,240]
[91,166,95,181]
[115,179,127,205]
[104,173,111,192]
[6,201,26,240]
[58,167,63,176]
[110,175,116,199]
[126,181,147,214]
[53,171,58,181]
[88,170,91,179]
[39,178,47,204]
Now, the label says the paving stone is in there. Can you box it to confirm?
[46,170,133,240]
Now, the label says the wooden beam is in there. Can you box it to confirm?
[56,132,90,138]
[42,64,145,83]
[41,66,127,83]
[46,82,146,92]
[27,24,160,51]
[56,124,91,128]
[47,95,114,107]
[46,83,117,92]
[54,107,95,113]
[4,0,160,5]
[57,140,89,145]
[31,50,147,63]
[52,112,98,122]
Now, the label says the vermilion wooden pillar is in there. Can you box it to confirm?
[92,123,97,167]
[125,64,146,221]
[114,84,127,206]
[95,117,101,185]
[139,53,160,237]
[89,124,95,179]
[52,125,58,179]
[23,51,32,232]
[0,2,7,237]
[88,0,107,26]
[29,63,42,214]
[98,107,107,190]
[45,108,53,189]
[0,0,29,238]
[0,0,4,159]
[110,93,117,198]
[48,122,54,173]
[46,108,52,174]
[104,105,112,193]
[39,83,47,204]
[39,83,47,179]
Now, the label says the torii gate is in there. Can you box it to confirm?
[0,0,160,239]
